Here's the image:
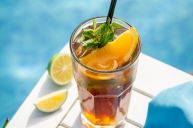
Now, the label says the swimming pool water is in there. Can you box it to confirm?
[0,0,193,125]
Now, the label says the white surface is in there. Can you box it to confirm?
[127,91,151,125]
[7,45,193,128]
[135,54,193,96]
[60,100,81,127]
[7,47,78,128]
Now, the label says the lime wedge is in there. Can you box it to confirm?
[48,53,72,85]
[34,90,67,112]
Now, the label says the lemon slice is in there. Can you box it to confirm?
[48,53,72,85]
[34,90,67,112]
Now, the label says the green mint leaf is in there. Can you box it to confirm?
[106,17,111,25]
[96,23,114,48]
[83,39,98,49]
[81,18,116,49]
[95,24,105,35]
[112,22,124,29]
[3,118,9,128]
[82,29,95,39]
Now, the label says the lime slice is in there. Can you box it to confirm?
[48,53,72,85]
[34,90,67,112]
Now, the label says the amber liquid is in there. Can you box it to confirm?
[77,72,135,125]
[72,24,139,126]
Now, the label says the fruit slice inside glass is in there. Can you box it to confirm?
[70,16,141,127]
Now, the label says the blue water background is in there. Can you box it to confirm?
[0,0,193,125]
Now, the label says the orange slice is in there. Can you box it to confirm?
[80,27,139,71]
[78,65,115,80]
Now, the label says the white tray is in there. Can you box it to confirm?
[7,44,193,128]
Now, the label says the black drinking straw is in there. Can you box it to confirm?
[106,0,117,24]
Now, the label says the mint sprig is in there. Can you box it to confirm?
[3,118,9,128]
[80,19,123,49]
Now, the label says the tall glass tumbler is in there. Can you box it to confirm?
[70,17,141,128]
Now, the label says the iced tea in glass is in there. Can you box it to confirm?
[70,17,141,127]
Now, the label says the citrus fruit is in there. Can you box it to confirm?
[34,90,67,112]
[48,53,72,85]
[80,27,139,71]
[78,66,115,80]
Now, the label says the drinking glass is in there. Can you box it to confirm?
[70,16,141,128]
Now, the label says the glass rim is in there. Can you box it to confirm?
[69,16,141,74]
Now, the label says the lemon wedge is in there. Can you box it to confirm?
[34,90,67,112]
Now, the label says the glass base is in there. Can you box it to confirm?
[81,114,126,128]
